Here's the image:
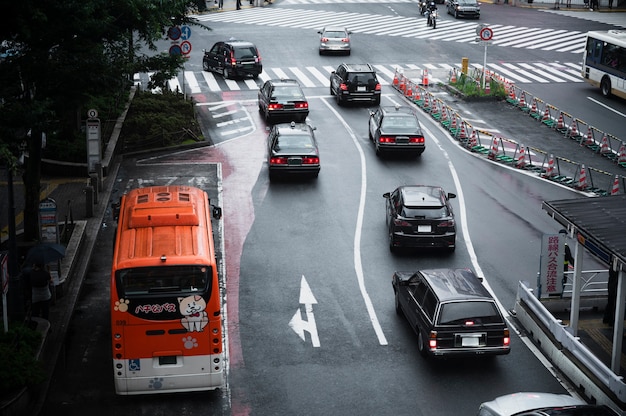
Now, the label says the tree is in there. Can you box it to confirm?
[0,0,209,246]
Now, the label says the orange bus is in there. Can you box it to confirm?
[110,185,224,395]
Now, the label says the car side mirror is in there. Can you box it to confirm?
[383,192,391,199]
[447,193,457,199]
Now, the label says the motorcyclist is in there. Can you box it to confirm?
[419,0,428,15]
[426,1,438,26]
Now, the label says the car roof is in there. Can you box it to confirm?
[380,106,417,117]
[322,26,349,32]
[267,79,301,86]
[223,39,256,47]
[273,122,313,135]
[399,185,445,207]
[479,392,585,415]
[417,268,493,302]
[341,63,374,72]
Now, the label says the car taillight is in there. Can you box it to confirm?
[465,320,475,326]
[302,156,319,165]
[409,136,425,143]
[268,103,283,110]
[295,102,308,109]
[393,219,412,227]
[341,38,349,42]
[321,37,329,42]
[339,83,348,91]
[255,51,261,63]
[438,219,455,227]
[503,329,510,346]
[429,331,437,350]
[230,50,236,66]
[375,83,382,91]
[379,136,396,143]
[270,157,288,165]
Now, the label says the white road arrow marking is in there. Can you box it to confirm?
[288,275,320,347]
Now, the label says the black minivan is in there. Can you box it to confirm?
[392,268,510,358]
[202,39,262,79]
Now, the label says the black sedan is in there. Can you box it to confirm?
[258,79,309,123]
[267,121,320,180]
[383,185,456,252]
[369,105,425,156]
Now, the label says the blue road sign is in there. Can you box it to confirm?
[181,25,192,40]
[169,44,182,56]
[167,26,181,41]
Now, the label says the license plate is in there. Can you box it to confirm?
[417,225,431,233]
[288,158,302,166]
[357,86,366,92]
[462,336,480,347]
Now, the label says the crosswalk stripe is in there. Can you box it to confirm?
[195,9,589,53]
[138,61,585,95]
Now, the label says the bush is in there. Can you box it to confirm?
[450,72,506,99]
[0,322,46,391]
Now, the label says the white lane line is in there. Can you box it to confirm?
[320,97,388,346]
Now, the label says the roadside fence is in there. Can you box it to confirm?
[391,66,626,197]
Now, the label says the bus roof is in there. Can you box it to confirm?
[587,30,626,47]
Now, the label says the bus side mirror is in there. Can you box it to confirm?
[111,201,121,220]
[212,206,222,220]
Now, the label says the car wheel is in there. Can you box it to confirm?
[454,9,459,18]
[418,330,429,357]
[374,97,381,105]
[346,50,351,56]
[319,49,323,55]
[269,171,277,181]
[223,68,230,79]
[394,291,403,315]
[329,85,335,96]
[202,60,209,71]
[253,73,259,80]
[388,230,396,252]
[601,77,612,97]
[336,93,343,106]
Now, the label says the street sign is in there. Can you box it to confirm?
[87,108,98,119]
[479,27,493,41]
[181,25,192,40]
[180,40,192,55]
[167,26,182,41]
[169,44,182,56]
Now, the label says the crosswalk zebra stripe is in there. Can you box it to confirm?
[487,63,532,84]
[185,72,202,93]
[202,71,221,91]
[306,67,331,86]
[531,63,581,83]
[502,63,550,83]
[289,67,316,87]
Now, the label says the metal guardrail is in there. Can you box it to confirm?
[516,280,626,403]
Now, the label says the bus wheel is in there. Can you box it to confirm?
[601,77,612,97]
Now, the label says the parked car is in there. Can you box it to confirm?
[392,268,511,358]
[329,63,381,106]
[258,79,309,123]
[267,121,320,180]
[202,39,262,79]
[447,0,480,19]
[318,26,352,55]
[369,105,425,157]
[383,185,456,252]
[477,392,617,415]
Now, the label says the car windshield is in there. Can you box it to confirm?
[438,301,502,325]
[324,31,347,38]
[401,206,447,219]
[233,46,257,59]
[274,135,314,150]
[381,116,420,133]
[272,86,305,100]
[348,73,377,85]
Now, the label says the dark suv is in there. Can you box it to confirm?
[392,268,511,358]
[383,185,456,253]
[329,63,381,106]
[202,39,262,79]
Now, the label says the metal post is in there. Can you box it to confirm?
[482,43,488,90]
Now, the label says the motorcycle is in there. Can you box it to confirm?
[430,8,437,29]
[419,0,427,15]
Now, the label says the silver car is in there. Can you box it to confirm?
[318,27,351,55]
[477,392,616,415]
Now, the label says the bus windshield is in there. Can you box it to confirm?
[117,265,210,297]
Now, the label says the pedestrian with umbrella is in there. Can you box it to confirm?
[29,263,53,320]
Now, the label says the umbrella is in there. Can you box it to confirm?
[25,242,66,265]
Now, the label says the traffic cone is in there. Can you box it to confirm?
[441,105,448,123]
[393,69,399,87]
[541,107,550,123]
[399,75,406,92]
[516,145,526,169]
[450,69,457,83]
[543,154,555,178]
[556,113,565,130]
[458,122,467,140]
[423,93,430,111]
[414,88,421,101]
[488,136,499,160]
[422,69,429,87]
[600,134,610,154]
[529,99,537,115]
[406,81,413,99]
[508,85,516,101]
[611,175,620,195]
[450,114,457,131]
[570,119,579,138]
[618,142,626,163]
[518,92,526,108]
[485,77,490,94]
[577,164,588,190]
[468,129,478,149]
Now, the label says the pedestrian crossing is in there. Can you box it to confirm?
[193,8,588,53]
[138,61,584,94]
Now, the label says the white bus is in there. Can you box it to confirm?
[582,30,626,100]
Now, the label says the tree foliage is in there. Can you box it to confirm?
[0,0,210,243]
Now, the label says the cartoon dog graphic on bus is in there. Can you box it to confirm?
[178,295,208,332]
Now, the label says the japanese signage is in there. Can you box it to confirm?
[539,234,565,297]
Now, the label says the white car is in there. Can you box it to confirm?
[317,26,351,55]
[477,392,616,416]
